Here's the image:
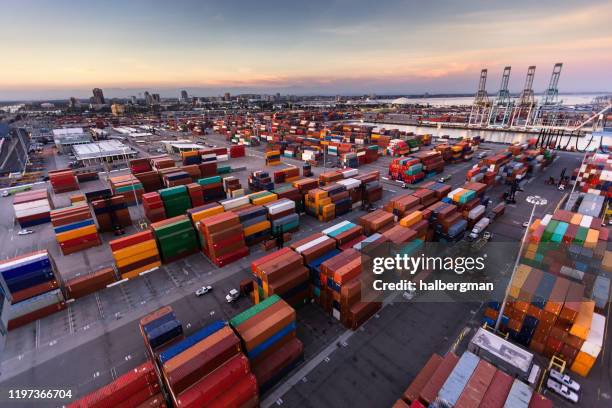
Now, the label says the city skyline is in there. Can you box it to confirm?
[1,0,611,100]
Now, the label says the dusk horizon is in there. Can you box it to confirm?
[1,0,611,101]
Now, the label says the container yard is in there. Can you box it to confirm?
[1,2,612,406]
[0,102,609,408]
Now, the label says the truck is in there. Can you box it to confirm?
[468,217,490,241]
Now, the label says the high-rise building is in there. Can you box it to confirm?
[144,91,152,106]
[69,97,78,108]
[180,90,189,102]
[224,92,231,101]
[92,88,105,104]
[130,96,137,105]
[152,94,161,104]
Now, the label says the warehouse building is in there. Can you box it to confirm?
[72,140,137,166]
[53,128,92,153]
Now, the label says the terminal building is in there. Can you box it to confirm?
[53,128,92,153]
[72,140,137,166]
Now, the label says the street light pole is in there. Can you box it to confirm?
[494,195,547,332]
[122,146,142,228]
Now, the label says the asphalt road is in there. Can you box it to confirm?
[0,133,598,408]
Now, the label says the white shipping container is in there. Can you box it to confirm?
[322,220,352,235]
[579,215,593,228]
[295,236,332,253]
[580,313,605,357]
[220,196,249,210]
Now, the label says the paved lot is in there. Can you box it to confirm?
[0,133,597,407]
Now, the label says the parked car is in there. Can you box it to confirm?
[18,229,34,235]
[522,221,530,228]
[477,151,489,159]
[225,288,240,303]
[1,190,9,197]
[546,378,579,403]
[438,174,452,183]
[549,369,580,392]
[195,285,213,297]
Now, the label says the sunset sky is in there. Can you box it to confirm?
[1,0,611,100]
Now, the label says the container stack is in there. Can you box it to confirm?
[64,267,116,300]
[85,188,112,203]
[0,251,64,330]
[319,171,343,185]
[129,158,153,174]
[139,306,184,361]
[428,202,467,242]
[108,174,144,205]
[222,176,244,198]
[358,209,395,235]
[483,204,610,378]
[91,195,132,232]
[264,198,299,235]
[150,155,176,170]
[162,171,192,188]
[136,170,164,192]
[273,167,300,183]
[181,150,201,165]
[143,192,167,222]
[48,169,79,193]
[67,361,165,408]
[250,248,309,306]
[151,216,199,263]
[400,351,551,408]
[412,150,445,175]
[272,185,304,212]
[50,204,101,255]
[248,171,274,192]
[248,190,278,206]
[384,194,421,218]
[160,186,192,218]
[292,178,319,195]
[234,205,271,246]
[197,212,249,267]
[323,220,365,250]
[573,153,611,196]
[290,233,338,304]
[160,323,258,408]
[110,231,162,279]
[197,176,226,203]
[319,248,381,328]
[265,150,281,166]
[229,144,246,158]
[230,295,304,394]
[188,203,225,226]
[13,189,54,227]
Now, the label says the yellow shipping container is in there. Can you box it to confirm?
[584,229,599,248]
[509,264,532,299]
[115,248,160,268]
[252,194,278,206]
[244,220,271,237]
[191,205,224,223]
[121,261,162,279]
[112,239,157,260]
[400,211,422,227]
[570,213,582,225]
[569,300,595,340]
[56,225,98,243]
[452,189,465,202]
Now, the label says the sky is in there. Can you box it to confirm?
[1,0,611,100]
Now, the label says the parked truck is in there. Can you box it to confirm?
[468,217,490,241]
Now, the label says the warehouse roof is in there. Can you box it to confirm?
[72,140,136,160]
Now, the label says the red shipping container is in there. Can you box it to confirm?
[478,369,513,408]
[110,231,155,252]
[419,352,459,404]
[402,354,443,403]
[206,374,258,408]
[175,354,250,407]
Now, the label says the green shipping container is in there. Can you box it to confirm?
[230,294,281,328]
